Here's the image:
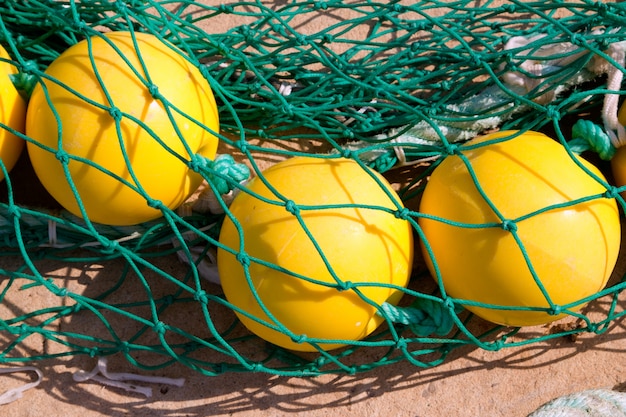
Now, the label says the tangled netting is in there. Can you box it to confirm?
[0,0,625,377]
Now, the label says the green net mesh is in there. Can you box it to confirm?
[0,0,624,376]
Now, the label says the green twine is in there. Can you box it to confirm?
[569,119,616,160]
[380,298,460,337]
[201,154,250,196]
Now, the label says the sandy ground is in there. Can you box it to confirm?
[2,1,626,416]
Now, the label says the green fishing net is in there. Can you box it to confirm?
[0,0,624,376]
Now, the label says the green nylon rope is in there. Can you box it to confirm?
[0,0,623,376]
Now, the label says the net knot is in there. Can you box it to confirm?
[314,2,329,11]
[51,284,68,298]
[395,337,408,350]
[255,129,268,139]
[236,252,251,267]
[548,304,563,316]
[439,80,452,91]
[108,106,123,121]
[320,33,334,44]
[544,105,561,121]
[19,60,38,74]
[147,83,161,99]
[501,219,517,232]
[500,3,517,13]
[425,106,439,117]
[295,35,308,46]
[188,153,209,173]
[284,200,299,216]
[218,4,234,13]
[469,53,482,67]
[249,363,263,372]
[394,207,410,220]
[442,297,456,311]
[101,239,120,254]
[72,19,89,33]
[443,143,459,156]
[569,33,586,47]
[120,341,131,353]
[490,338,506,351]
[236,139,249,154]
[342,128,355,139]
[605,186,621,200]
[280,104,294,116]
[194,290,209,304]
[290,333,308,345]
[336,281,353,292]
[6,205,20,220]
[153,321,167,335]
[147,198,164,210]
[55,149,70,165]
[341,148,353,159]
[114,0,129,12]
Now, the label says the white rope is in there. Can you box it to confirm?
[0,366,43,405]
[73,357,185,398]
[528,389,626,416]
[597,39,626,148]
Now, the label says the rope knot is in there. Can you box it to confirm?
[101,239,120,254]
[194,290,209,304]
[569,33,586,47]
[153,321,167,335]
[394,207,410,220]
[544,105,561,121]
[120,341,131,353]
[218,4,234,13]
[188,153,209,173]
[55,149,70,165]
[290,333,308,345]
[52,286,68,298]
[342,128,355,139]
[395,337,408,350]
[146,198,164,210]
[548,304,562,316]
[605,186,621,200]
[147,83,160,99]
[320,33,333,44]
[236,251,251,267]
[237,140,249,154]
[443,143,459,156]
[501,219,518,232]
[500,3,517,13]
[19,60,38,74]
[284,200,299,216]
[108,106,123,121]
[6,205,20,220]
